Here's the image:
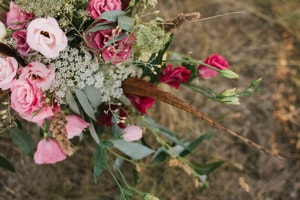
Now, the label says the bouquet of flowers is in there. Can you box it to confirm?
[0,0,282,199]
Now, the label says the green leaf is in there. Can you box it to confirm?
[118,15,134,32]
[151,147,168,164]
[94,143,107,182]
[86,22,115,33]
[84,86,103,109]
[110,140,154,160]
[66,90,81,115]
[141,34,173,83]
[88,122,100,144]
[101,10,126,22]
[192,161,224,175]
[102,31,127,49]
[8,127,35,157]
[0,155,15,172]
[75,89,96,121]
[180,131,212,157]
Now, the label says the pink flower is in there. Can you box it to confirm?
[102,33,135,64]
[198,53,229,79]
[0,57,18,90]
[34,139,67,165]
[26,17,68,58]
[12,30,32,56]
[18,62,55,91]
[10,79,54,124]
[122,125,143,142]
[86,0,122,19]
[6,1,34,29]
[127,95,155,114]
[84,27,134,64]
[65,115,90,139]
[160,64,191,89]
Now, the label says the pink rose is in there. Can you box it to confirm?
[122,125,143,142]
[65,115,90,139]
[10,79,54,124]
[127,95,155,114]
[26,17,68,58]
[18,62,55,91]
[198,53,229,79]
[102,33,135,64]
[34,139,67,164]
[6,1,34,29]
[12,30,32,56]
[84,27,134,64]
[86,0,122,19]
[160,64,191,89]
[0,57,18,90]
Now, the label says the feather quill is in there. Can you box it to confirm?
[0,42,26,66]
[122,77,285,160]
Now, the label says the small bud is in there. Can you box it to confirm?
[144,193,160,200]
[219,96,240,105]
[220,70,239,79]
[220,88,237,97]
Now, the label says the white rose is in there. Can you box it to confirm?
[0,21,7,41]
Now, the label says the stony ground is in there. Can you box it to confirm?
[1,0,300,199]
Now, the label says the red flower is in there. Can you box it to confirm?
[97,104,127,128]
[160,64,191,89]
[127,95,155,114]
[198,53,229,79]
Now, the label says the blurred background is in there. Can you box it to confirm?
[1,0,300,199]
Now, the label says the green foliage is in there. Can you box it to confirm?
[0,155,15,172]
[8,127,35,157]
[94,142,108,182]
[110,140,154,160]
[75,89,96,121]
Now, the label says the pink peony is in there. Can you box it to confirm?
[10,79,54,124]
[122,125,143,142]
[127,95,155,114]
[34,139,67,165]
[198,53,229,79]
[6,1,34,29]
[12,30,32,56]
[0,57,18,90]
[86,0,122,19]
[65,115,90,139]
[18,62,55,91]
[26,17,68,58]
[84,27,134,64]
[160,64,191,89]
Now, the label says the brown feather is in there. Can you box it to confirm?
[0,42,26,66]
[122,77,285,160]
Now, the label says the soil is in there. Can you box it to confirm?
[1,0,300,200]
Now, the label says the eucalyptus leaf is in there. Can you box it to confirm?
[111,140,154,160]
[66,90,81,115]
[192,161,224,175]
[0,155,15,172]
[86,22,115,33]
[180,131,212,157]
[94,143,107,182]
[88,122,100,144]
[101,10,126,22]
[84,86,103,109]
[8,127,35,157]
[75,89,96,121]
[118,15,134,32]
